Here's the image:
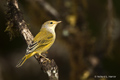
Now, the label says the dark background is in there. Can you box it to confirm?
[0,0,120,80]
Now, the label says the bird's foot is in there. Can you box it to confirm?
[40,55,51,63]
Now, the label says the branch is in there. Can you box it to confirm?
[6,0,58,80]
[106,0,114,55]
[36,0,59,18]
[107,0,114,39]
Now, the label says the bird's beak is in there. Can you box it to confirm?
[57,21,62,23]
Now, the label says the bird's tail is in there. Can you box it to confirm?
[16,55,27,68]
[16,52,37,68]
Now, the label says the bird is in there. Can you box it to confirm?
[16,20,61,68]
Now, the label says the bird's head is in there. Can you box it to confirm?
[42,20,61,30]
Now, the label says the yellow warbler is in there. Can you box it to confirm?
[16,20,61,68]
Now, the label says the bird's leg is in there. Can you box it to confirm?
[42,51,48,54]
[40,54,51,63]
[45,51,48,54]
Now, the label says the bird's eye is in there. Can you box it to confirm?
[50,22,53,24]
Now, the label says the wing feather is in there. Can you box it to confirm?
[26,28,54,54]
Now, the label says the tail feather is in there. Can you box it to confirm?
[16,55,27,68]
[16,52,37,68]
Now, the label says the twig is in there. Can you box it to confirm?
[6,0,59,80]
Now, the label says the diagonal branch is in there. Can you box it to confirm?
[35,0,59,18]
[6,0,59,80]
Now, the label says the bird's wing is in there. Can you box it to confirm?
[26,29,54,54]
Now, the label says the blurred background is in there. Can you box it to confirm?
[0,0,120,80]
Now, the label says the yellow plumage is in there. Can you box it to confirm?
[16,20,61,67]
